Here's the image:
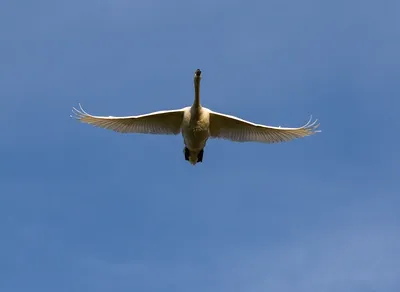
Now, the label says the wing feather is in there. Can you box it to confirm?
[71,104,185,135]
[209,110,320,143]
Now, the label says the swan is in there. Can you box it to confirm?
[71,69,320,165]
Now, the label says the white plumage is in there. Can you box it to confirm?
[71,69,320,165]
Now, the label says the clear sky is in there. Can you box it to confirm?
[1,0,399,291]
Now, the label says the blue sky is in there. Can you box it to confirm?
[1,0,399,291]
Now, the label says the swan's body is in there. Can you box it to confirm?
[71,69,320,165]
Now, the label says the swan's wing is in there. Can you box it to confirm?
[71,104,185,135]
[209,110,320,143]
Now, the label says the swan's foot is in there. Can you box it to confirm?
[197,149,204,163]
[184,147,190,161]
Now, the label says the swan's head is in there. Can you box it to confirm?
[194,69,202,80]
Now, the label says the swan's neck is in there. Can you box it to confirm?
[193,78,201,108]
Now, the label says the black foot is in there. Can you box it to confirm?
[184,147,190,161]
[197,149,204,163]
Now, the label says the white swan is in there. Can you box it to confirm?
[71,69,320,165]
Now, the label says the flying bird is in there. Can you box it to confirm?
[71,69,320,165]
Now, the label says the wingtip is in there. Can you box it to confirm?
[70,103,86,120]
[78,103,88,114]
[301,115,321,135]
